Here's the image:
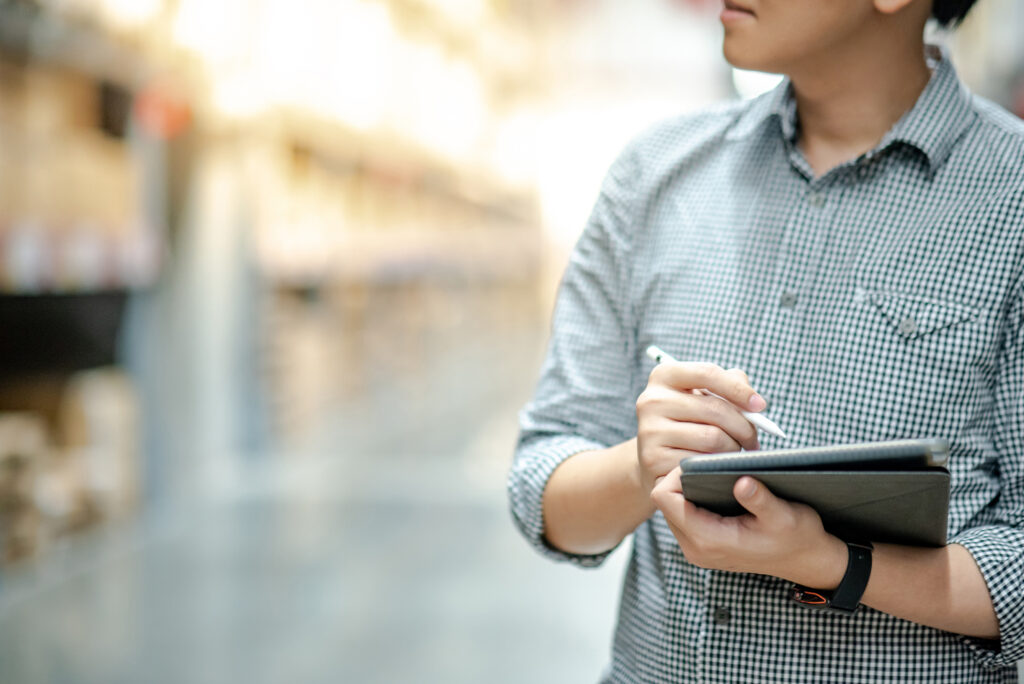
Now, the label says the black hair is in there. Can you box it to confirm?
[932,0,980,27]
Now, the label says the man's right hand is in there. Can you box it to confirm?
[635,360,766,493]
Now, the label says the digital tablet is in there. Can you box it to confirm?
[679,438,951,547]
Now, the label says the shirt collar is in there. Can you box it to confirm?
[725,45,976,176]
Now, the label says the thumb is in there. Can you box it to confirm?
[733,476,781,520]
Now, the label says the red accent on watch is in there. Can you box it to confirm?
[790,541,874,614]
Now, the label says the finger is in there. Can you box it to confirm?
[653,466,683,495]
[639,391,758,452]
[652,361,766,412]
[672,420,745,454]
[726,367,752,388]
[726,367,749,382]
[655,478,734,552]
[733,476,785,523]
[641,444,704,481]
[651,467,683,516]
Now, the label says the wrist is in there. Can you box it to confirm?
[791,541,874,614]
[793,534,848,589]
[624,438,656,509]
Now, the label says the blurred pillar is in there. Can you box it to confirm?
[122,87,266,503]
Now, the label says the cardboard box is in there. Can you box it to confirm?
[58,368,140,520]
[0,412,46,564]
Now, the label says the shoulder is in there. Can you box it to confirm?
[963,94,1024,179]
[615,98,754,176]
[969,94,1024,144]
[600,96,765,213]
[957,96,1024,283]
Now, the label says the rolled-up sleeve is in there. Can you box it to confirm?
[507,143,643,567]
[952,272,1024,668]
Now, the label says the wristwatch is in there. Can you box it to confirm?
[790,541,873,614]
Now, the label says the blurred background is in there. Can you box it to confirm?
[0,1,1021,682]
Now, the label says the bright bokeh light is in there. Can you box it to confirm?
[491,109,542,189]
[177,0,488,161]
[421,0,487,28]
[98,0,163,29]
[173,0,251,65]
[166,0,735,259]
[396,43,486,161]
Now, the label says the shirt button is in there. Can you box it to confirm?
[899,317,918,336]
[807,191,826,208]
[780,290,798,308]
[857,164,872,179]
[713,607,731,625]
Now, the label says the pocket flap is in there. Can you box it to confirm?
[860,288,978,340]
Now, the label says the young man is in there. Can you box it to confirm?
[510,0,1024,681]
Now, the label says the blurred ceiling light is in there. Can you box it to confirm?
[99,0,163,30]
[191,0,488,161]
[731,68,784,99]
[492,109,541,189]
[244,0,394,130]
[318,0,395,131]
[421,0,487,28]
[210,71,271,121]
[402,45,486,162]
[173,0,250,64]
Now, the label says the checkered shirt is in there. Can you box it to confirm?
[510,46,1024,683]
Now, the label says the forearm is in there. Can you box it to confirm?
[651,470,1001,640]
[542,438,653,555]
[859,542,998,639]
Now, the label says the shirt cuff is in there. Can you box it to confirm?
[508,434,619,568]
[949,525,1024,669]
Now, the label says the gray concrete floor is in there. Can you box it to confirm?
[0,321,628,684]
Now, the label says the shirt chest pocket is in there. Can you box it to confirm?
[843,284,996,407]
[854,287,980,341]
[809,284,997,439]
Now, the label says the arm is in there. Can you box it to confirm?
[862,542,997,639]
[541,439,650,556]
[509,140,765,564]
[508,141,644,566]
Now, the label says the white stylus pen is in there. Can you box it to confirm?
[645,345,788,440]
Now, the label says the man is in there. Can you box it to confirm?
[509,0,1024,681]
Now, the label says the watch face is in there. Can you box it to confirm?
[789,584,830,607]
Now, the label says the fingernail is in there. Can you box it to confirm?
[738,478,757,498]
[748,394,767,412]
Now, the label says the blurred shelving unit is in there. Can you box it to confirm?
[161,0,553,449]
[0,0,167,295]
[0,0,557,555]
[0,0,181,565]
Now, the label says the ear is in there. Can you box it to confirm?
[873,0,918,15]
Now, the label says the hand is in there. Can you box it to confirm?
[635,361,766,493]
[651,468,848,589]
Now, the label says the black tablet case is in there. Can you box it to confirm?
[679,439,951,547]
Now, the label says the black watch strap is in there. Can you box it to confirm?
[791,541,873,614]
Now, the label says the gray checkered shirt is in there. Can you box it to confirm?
[510,46,1024,683]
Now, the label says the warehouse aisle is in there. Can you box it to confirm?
[0,322,628,684]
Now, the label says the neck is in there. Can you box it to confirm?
[788,26,932,176]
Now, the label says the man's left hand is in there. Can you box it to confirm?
[651,467,849,589]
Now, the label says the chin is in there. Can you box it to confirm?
[723,40,780,74]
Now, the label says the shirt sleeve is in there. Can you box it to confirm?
[507,143,643,567]
[951,271,1024,668]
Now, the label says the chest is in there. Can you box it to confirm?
[630,151,1019,446]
